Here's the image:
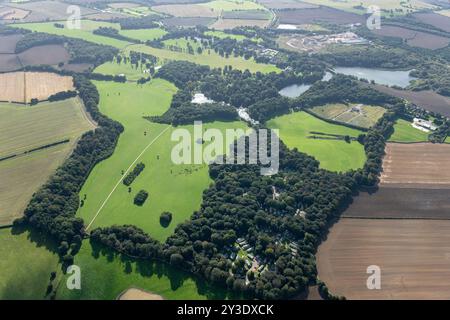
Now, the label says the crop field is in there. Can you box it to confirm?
[4,0,96,22]
[301,0,436,15]
[258,0,318,10]
[76,79,247,241]
[372,25,450,50]
[267,111,366,172]
[310,103,386,129]
[151,4,217,17]
[162,17,216,27]
[14,20,130,49]
[0,227,59,299]
[126,43,280,74]
[317,218,450,299]
[342,187,450,219]
[0,72,74,103]
[0,54,21,72]
[210,18,270,29]
[0,6,30,20]
[152,0,266,18]
[56,240,227,300]
[276,7,365,25]
[18,44,71,67]
[388,119,429,142]
[412,12,450,32]
[437,9,450,18]
[222,9,271,20]
[0,34,23,53]
[380,143,450,188]
[0,98,95,225]
[372,85,450,118]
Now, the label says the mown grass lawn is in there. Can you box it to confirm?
[56,240,228,300]
[119,28,167,42]
[77,79,247,241]
[389,119,429,142]
[14,20,130,49]
[267,111,366,172]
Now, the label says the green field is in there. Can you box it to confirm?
[77,79,247,241]
[127,44,280,73]
[389,119,429,142]
[302,0,436,15]
[310,103,386,129]
[120,28,167,42]
[267,111,366,172]
[0,98,95,225]
[14,20,130,49]
[0,227,59,300]
[205,31,248,41]
[56,240,228,300]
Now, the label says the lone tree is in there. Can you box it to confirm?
[160,211,173,228]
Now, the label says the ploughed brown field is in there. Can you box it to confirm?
[276,7,364,25]
[372,25,450,50]
[381,143,450,188]
[371,84,450,118]
[318,142,450,299]
[0,72,74,103]
[0,34,24,53]
[317,219,450,299]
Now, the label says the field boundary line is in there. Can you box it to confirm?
[85,125,171,231]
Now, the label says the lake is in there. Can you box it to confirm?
[334,67,415,88]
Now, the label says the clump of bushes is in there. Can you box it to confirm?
[134,190,148,206]
[123,162,145,186]
[159,211,173,227]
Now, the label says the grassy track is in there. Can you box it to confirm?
[77,79,247,241]
[267,111,366,172]
[389,119,429,142]
[0,227,59,299]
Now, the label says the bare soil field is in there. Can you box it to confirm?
[276,7,364,25]
[0,34,23,53]
[371,85,450,117]
[412,12,450,32]
[210,18,269,30]
[7,1,96,22]
[259,0,318,10]
[0,72,74,103]
[342,187,450,219]
[0,54,21,72]
[162,16,215,27]
[0,98,95,225]
[372,25,450,49]
[117,288,164,300]
[381,143,450,187]
[151,4,217,17]
[317,218,450,299]
[18,44,70,66]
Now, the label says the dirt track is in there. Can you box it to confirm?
[317,218,450,299]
